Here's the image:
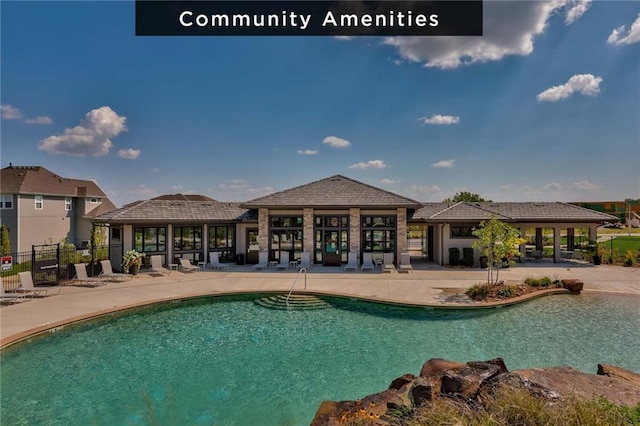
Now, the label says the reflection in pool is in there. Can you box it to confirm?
[1,293,639,425]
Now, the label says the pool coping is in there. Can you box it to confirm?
[0,287,571,349]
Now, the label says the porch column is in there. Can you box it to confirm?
[167,224,173,266]
[349,208,360,261]
[589,225,598,241]
[553,226,561,263]
[202,224,208,263]
[396,208,407,260]
[518,227,526,259]
[567,227,575,251]
[303,208,314,255]
[535,228,543,251]
[258,208,269,254]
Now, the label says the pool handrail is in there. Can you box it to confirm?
[285,267,307,307]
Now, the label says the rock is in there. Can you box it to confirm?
[561,279,584,293]
[440,363,502,398]
[388,373,415,390]
[468,357,509,374]
[409,376,438,406]
[420,358,465,377]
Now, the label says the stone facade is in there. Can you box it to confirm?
[258,208,269,253]
[349,208,360,257]
[396,207,407,257]
[303,208,315,255]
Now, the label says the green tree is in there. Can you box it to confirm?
[444,192,491,202]
[0,225,10,255]
[472,216,525,285]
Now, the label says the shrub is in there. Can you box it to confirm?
[462,248,474,267]
[466,283,492,300]
[525,276,553,287]
[448,248,460,266]
[497,285,516,298]
[525,277,541,287]
[623,250,636,267]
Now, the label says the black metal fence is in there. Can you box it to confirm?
[1,244,121,289]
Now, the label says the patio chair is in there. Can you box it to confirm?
[209,252,230,270]
[383,252,396,273]
[361,252,375,271]
[0,276,29,304]
[179,258,200,273]
[297,252,312,270]
[73,263,108,287]
[150,255,171,276]
[275,251,289,270]
[251,251,269,270]
[16,271,61,297]
[398,253,413,273]
[100,260,132,282]
[343,252,358,271]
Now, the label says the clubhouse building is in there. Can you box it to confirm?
[94,175,617,269]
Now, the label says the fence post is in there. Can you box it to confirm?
[56,243,61,282]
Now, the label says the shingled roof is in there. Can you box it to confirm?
[1,165,107,197]
[242,175,423,209]
[411,202,618,223]
[94,194,253,223]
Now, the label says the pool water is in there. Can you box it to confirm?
[1,293,639,425]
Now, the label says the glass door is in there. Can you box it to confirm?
[246,228,259,264]
[323,230,341,266]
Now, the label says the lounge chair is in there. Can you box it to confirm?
[398,253,413,273]
[361,252,375,271]
[209,252,230,270]
[100,260,132,282]
[73,263,108,286]
[343,252,358,271]
[15,271,61,297]
[150,255,171,275]
[297,252,312,270]
[0,276,29,304]
[251,251,269,270]
[275,251,289,270]
[179,258,200,273]
[383,252,396,273]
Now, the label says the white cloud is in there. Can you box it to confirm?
[383,1,586,69]
[124,184,157,197]
[607,14,640,46]
[420,114,460,125]
[543,182,563,191]
[565,0,591,25]
[406,184,441,199]
[297,149,318,155]
[432,159,455,168]
[171,185,184,191]
[380,178,398,184]
[323,136,351,148]
[536,74,603,102]
[218,179,250,190]
[570,180,599,191]
[117,148,141,159]
[334,36,353,41]
[247,185,275,194]
[500,185,513,192]
[24,116,53,125]
[348,160,387,169]
[38,106,127,157]
[1,105,23,120]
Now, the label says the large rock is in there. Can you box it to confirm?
[561,279,584,293]
[311,358,640,425]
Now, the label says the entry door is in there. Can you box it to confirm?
[246,228,259,264]
[323,231,341,266]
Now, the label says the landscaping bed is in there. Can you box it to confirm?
[466,277,563,302]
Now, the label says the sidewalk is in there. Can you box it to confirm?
[1,263,638,347]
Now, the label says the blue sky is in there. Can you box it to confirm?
[1,1,639,207]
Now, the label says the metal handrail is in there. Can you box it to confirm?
[285,267,307,307]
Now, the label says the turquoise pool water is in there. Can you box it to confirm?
[1,293,639,425]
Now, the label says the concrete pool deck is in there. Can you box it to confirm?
[1,262,639,348]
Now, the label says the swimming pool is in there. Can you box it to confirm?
[1,292,639,425]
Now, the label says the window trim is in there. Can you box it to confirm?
[450,225,479,239]
[0,194,13,209]
[65,197,72,211]
[34,195,44,210]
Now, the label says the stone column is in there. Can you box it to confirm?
[567,228,574,251]
[303,208,314,255]
[518,227,526,260]
[166,224,173,266]
[202,224,208,263]
[535,228,543,251]
[553,226,561,263]
[349,208,360,262]
[589,225,598,241]
[258,208,269,255]
[396,208,407,261]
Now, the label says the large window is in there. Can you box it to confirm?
[0,194,13,209]
[314,215,349,264]
[174,226,203,262]
[208,225,235,262]
[270,216,303,262]
[361,215,397,263]
[450,225,477,238]
[134,227,167,264]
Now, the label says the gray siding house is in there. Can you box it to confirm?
[0,165,116,252]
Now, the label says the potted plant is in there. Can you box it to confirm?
[587,240,602,265]
[122,250,145,275]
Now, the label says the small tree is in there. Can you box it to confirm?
[444,192,491,203]
[0,225,11,255]
[472,216,525,285]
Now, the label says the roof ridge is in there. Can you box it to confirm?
[109,199,152,219]
[428,201,463,219]
[465,202,514,220]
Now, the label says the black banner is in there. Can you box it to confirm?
[136,1,483,36]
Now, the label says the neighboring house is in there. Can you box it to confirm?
[95,175,618,268]
[0,165,116,253]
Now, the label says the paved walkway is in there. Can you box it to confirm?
[1,263,638,347]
